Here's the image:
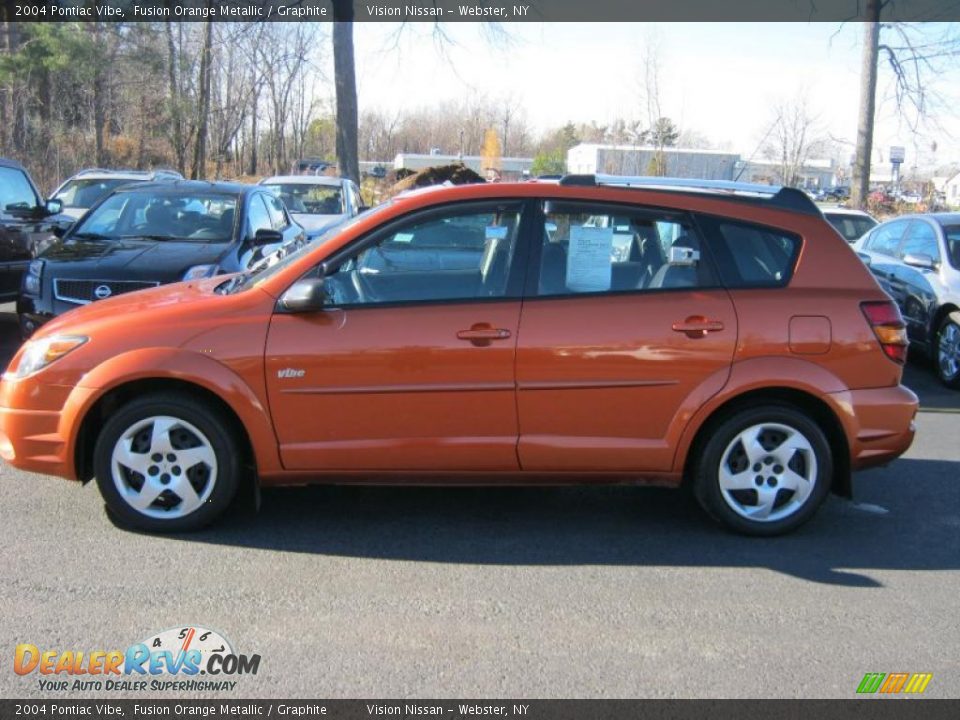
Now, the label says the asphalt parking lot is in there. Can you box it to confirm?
[0,303,957,699]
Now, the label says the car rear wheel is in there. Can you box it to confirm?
[935,311,960,389]
[94,394,241,532]
[693,405,833,536]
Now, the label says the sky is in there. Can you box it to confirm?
[348,22,960,174]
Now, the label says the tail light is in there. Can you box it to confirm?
[861,300,908,364]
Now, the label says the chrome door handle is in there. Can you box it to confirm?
[672,316,725,338]
[457,325,512,346]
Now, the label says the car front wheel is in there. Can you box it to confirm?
[94,394,241,532]
[935,311,960,389]
[694,405,833,536]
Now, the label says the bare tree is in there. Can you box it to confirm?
[763,95,830,187]
[850,8,960,208]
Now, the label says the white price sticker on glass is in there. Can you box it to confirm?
[566,225,614,292]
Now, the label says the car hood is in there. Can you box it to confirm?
[34,275,234,339]
[40,237,229,277]
[291,213,345,232]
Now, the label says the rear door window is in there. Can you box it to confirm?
[700,218,800,288]
[534,202,713,296]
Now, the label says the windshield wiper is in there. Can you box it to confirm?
[119,234,182,242]
[72,232,112,241]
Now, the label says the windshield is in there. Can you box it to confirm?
[55,178,131,210]
[72,190,238,242]
[826,214,877,243]
[221,202,393,295]
[263,183,344,215]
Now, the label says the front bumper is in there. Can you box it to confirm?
[0,378,96,481]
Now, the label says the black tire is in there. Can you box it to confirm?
[94,393,242,532]
[693,404,833,536]
[934,311,960,390]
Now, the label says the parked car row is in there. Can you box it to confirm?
[1,159,363,337]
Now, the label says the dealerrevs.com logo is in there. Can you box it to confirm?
[14,626,261,692]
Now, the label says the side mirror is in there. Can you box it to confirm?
[903,252,937,271]
[253,228,284,246]
[45,198,63,216]
[280,277,327,313]
[856,252,872,267]
[52,224,68,239]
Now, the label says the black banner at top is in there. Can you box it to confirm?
[3,0,960,23]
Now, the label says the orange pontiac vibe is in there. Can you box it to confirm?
[0,176,918,535]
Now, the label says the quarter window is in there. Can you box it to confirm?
[705,219,800,288]
[322,206,522,306]
[536,204,708,296]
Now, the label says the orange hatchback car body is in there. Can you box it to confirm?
[0,177,917,534]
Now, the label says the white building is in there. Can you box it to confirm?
[737,158,837,188]
[566,144,741,180]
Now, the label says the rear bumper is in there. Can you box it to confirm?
[834,384,918,470]
[0,379,96,481]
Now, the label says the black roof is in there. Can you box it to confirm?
[115,179,255,195]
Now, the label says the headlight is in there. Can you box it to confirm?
[23,260,43,295]
[182,264,219,281]
[6,335,88,379]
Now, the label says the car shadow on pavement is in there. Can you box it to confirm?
[167,456,958,588]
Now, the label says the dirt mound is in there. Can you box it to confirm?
[391,164,485,194]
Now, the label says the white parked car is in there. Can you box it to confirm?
[821,207,878,244]
[258,175,363,235]
[52,168,182,220]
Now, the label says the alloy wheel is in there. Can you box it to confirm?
[110,415,218,519]
[938,321,960,382]
[717,422,817,523]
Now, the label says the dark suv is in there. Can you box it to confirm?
[0,158,72,301]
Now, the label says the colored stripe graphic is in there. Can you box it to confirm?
[857,673,885,694]
[880,673,910,693]
[903,673,933,694]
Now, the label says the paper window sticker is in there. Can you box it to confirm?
[566,225,614,292]
[393,232,414,243]
[486,225,509,240]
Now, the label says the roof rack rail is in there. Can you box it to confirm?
[558,174,820,216]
